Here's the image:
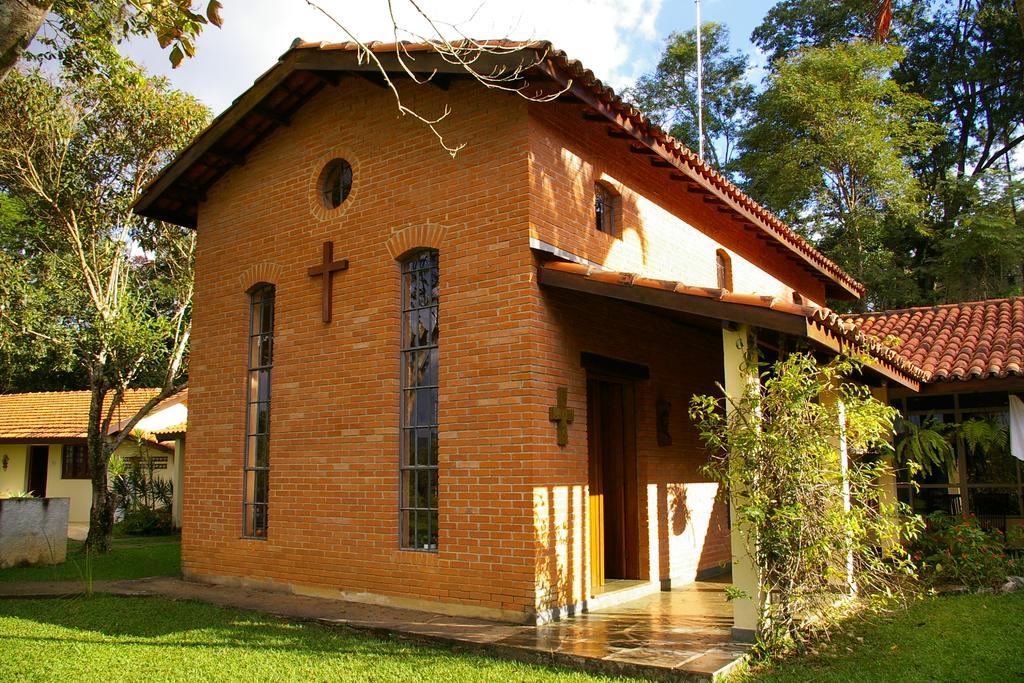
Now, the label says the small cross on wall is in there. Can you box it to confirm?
[307,240,349,323]
[548,386,574,447]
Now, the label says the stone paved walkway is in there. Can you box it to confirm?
[0,576,749,681]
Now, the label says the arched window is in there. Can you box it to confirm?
[715,249,733,291]
[400,250,439,551]
[243,283,274,538]
[594,182,620,236]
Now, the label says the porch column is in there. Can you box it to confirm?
[721,324,759,642]
[873,386,898,514]
[823,386,856,596]
[172,437,184,529]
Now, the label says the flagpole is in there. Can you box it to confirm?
[695,0,704,162]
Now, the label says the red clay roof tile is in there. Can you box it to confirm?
[540,261,925,386]
[844,298,1024,383]
[0,389,163,441]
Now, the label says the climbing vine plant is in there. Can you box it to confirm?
[689,349,921,657]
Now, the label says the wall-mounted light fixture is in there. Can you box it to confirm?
[1,454,8,471]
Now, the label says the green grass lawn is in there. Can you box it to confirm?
[0,535,180,583]
[0,595,638,682]
[743,591,1024,682]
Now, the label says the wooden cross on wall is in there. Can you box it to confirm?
[548,386,574,447]
[307,241,349,323]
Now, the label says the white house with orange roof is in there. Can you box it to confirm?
[0,388,187,530]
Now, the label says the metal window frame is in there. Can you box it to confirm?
[242,284,274,539]
[399,250,439,552]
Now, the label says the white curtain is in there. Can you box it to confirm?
[1008,395,1024,462]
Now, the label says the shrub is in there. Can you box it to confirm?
[119,508,173,536]
[110,438,174,536]
[690,349,921,657]
[910,513,1010,588]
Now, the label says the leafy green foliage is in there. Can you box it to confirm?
[118,507,173,535]
[751,0,924,67]
[894,415,1008,475]
[109,438,174,536]
[0,194,89,391]
[909,512,1013,587]
[25,1,224,79]
[732,42,941,309]
[894,417,956,476]
[745,0,1024,309]
[0,57,208,551]
[626,23,754,170]
[690,348,921,656]
[959,416,1009,456]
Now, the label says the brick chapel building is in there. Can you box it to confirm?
[135,40,921,629]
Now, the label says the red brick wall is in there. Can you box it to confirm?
[185,78,539,618]
[185,75,819,622]
[526,286,731,615]
[527,102,828,305]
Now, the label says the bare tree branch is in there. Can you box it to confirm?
[301,0,569,156]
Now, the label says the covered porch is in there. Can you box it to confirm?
[500,575,748,679]
[534,258,924,640]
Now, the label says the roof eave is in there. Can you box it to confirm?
[133,41,862,301]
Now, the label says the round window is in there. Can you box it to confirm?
[319,159,353,209]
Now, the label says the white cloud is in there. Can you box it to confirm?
[123,0,664,113]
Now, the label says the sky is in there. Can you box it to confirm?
[121,0,779,114]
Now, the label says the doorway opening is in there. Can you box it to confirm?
[587,372,640,592]
[27,445,48,497]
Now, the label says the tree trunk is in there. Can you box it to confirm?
[0,1,53,82]
[83,383,115,552]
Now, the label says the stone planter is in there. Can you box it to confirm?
[0,497,69,568]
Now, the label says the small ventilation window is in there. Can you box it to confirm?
[319,159,353,209]
[715,249,733,291]
[594,182,620,236]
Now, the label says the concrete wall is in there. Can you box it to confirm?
[136,401,187,434]
[0,497,69,568]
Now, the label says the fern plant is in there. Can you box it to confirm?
[959,417,1008,457]
[894,417,956,475]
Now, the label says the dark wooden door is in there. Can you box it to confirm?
[587,376,639,589]
[27,446,49,497]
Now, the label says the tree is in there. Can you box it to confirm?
[0,193,90,392]
[926,173,1024,301]
[0,60,209,551]
[690,350,920,655]
[625,23,754,171]
[751,0,924,67]
[0,0,223,81]
[733,42,940,310]
[750,0,1024,306]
